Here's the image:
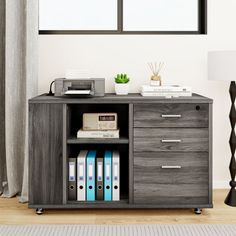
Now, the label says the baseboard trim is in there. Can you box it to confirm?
[213,181,229,189]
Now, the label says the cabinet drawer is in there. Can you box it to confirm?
[134,183,209,205]
[134,104,209,128]
[134,128,208,152]
[134,153,209,204]
[134,152,209,184]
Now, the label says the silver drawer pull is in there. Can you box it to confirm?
[161,139,182,143]
[161,114,182,118]
[161,166,182,169]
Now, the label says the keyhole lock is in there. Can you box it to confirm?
[196,105,201,111]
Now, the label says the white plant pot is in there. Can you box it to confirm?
[115,83,129,95]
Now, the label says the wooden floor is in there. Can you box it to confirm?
[0,190,236,224]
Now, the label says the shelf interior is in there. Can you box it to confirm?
[67,144,129,202]
[67,104,129,139]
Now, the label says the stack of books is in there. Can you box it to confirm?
[141,85,192,98]
[68,150,120,201]
[77,129,119,138]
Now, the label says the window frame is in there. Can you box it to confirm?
[39,0,207,35]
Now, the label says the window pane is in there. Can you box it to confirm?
[39,0,117,30]
[123,0,199,31]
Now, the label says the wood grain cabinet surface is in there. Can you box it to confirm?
[134,128,209,152]
[28,94,212,210]
[133,103,211,207]
[134,103,209,128]
[134,152,209,204]
[29,103,63,205]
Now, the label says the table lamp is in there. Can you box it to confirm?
[208,51,236,206]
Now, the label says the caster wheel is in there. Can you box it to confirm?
[194,208,202,215]
[36,208,44,215]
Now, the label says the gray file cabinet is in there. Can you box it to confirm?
[28,93,213,215]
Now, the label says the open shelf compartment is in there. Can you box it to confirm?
[66,144,129,204]
[67,104,129,140]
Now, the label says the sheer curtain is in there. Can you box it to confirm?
[0,0,38,202]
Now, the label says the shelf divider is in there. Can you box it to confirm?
[67,137,129,144]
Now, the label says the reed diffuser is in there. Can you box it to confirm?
[148,62,164,86]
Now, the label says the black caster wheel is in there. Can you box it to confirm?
[36,208,44,215]
[194,208,202,215]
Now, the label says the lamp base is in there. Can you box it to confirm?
[225,188,236,206]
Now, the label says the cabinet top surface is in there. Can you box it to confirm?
[29,93,213,104]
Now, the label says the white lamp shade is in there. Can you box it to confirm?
[208,51,236,81]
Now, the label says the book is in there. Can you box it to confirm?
[141,85,192,93]
[77,129,119,138]
[141,91,192,98]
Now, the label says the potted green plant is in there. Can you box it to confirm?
[114,74,130,95]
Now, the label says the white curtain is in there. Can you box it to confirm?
[0,0,38,202]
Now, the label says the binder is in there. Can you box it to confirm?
[104,150,112,201]
[77,150,87,201]
[68,158,77,201]
[96,157,104,200]
[86,150,96,201]
[112,151,120,201]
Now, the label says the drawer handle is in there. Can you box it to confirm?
[161,139,182,143]
[161,165,182,169]
[161,114,182,118]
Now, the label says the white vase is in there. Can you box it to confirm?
[115,83,129,95]
[150,80,161,86]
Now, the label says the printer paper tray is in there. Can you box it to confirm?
[65,90,91,95]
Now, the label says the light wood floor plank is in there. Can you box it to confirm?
[0,190,236,224]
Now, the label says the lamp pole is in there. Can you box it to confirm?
[225,81,236,206]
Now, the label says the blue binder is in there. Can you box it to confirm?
[86,150,96,201]
[104,150,112,201]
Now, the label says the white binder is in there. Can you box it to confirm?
[77,150,88,201]
[112,150,120,201]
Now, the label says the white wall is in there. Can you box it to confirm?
[38,0,236,188]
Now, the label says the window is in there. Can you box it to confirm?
[39,0,207,34]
